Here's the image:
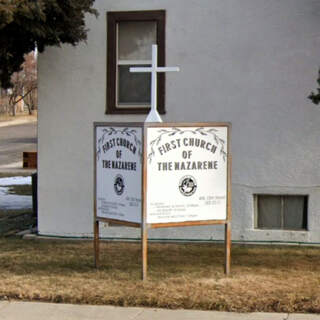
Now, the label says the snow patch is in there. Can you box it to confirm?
[0,176,31,186]
[0,176,32,210]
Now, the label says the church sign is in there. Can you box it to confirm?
[95,123,143,225]
[146,125,228,225]
[94,122,231,280]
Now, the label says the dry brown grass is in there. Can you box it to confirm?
[0,173,31,178]
[0,239,319,312]
[6,184,32,196]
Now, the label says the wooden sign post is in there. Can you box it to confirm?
[94,122,231,280]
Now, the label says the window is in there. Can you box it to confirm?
[255,195,308,230]
[107,10,166,114]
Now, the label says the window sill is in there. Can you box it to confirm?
[254,228,308,232]
[106,108,166,115]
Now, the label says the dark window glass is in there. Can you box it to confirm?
[283,196,307,230]
[118,65,151,105]
[256,195,308,230]
[257,195,282,229]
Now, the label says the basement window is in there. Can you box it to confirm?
[254,195,308,230]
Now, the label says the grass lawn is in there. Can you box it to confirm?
[0,239,319,313]
[0,209,33,219]
[6,184,32,196]
[0,210,35,236]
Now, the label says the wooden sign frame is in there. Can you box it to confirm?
[94,122,231,280]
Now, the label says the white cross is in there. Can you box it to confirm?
[130,44,179,122]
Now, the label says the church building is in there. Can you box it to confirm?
[38,0,320,244]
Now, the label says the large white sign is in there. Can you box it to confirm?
[95,125,142,223]
[146,126,228,224]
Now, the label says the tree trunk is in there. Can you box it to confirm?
[12,103,16,116]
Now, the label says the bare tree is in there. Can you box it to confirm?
[0,88,9,114]
[9,52,37,116]
[21,52,37,114]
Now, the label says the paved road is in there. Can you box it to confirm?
[0,122,37,167]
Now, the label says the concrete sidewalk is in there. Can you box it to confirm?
[0,116,37,128]
[0,302,319,320]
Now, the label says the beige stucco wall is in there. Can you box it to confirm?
[38,0,320,243]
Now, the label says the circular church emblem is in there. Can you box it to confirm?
[114,174,125,195]
[179,175,197,197]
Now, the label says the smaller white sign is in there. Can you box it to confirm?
[146,126,229,224]
[95,126,142,223]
